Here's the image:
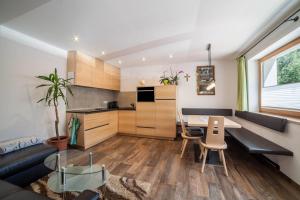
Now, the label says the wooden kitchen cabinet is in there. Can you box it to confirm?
[109,111,119,133]
[67,111,118,149]
[155,85,176,99]
[68,51,95,87]
[136,102,156,128]
[93,58,104,88]
[118,110,136,134]
[103,63,120,91]
[67,51,120,91]
[155,100,176,138]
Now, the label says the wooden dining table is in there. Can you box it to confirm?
[186,115,242,164]
[187,115,241,128]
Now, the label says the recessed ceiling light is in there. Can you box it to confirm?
[142,57,146,62]
[118,60,122,64]
[101,51,105,55]
[73,35,79,42]
[169,54,173,59]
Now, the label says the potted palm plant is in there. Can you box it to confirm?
[36,68,73,150]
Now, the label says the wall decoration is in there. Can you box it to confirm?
[196,65,215,95]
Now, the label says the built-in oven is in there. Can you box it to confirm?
[137,87,155,102]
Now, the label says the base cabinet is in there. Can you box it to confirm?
[118,111,136,134]
[67,111,118,149]
[136,103,156,128]
[155,100,176,138]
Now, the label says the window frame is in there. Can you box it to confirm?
[258,37,300,119]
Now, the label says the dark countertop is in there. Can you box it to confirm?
[67,107,135,114]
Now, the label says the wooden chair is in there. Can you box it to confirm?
[178,110,202,158]
[200,116,228,176]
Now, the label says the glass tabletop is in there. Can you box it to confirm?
[47,169,109,193]
[44,150,110,193]
[44,150,104,174]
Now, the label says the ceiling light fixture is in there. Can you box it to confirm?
[118,60,122,64]
[101,51,105,55]
[142,57,146,62]
[73,35,79,42]
[169,54,173,59]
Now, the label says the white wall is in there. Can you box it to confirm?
[243,9,300,185]
[121,60,237,110]
[232,117,300,185]
[0,35,67,141]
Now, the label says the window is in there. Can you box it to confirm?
[259,38,300,118]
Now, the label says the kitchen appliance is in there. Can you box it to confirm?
[108,101,119,109]
[137,87,155,102]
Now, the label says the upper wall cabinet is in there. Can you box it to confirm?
[155,85,176,99]
[67,51,120,91]
[103,63,120,91]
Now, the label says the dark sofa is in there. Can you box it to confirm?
[0,143,57,187]
[0,180,99,200]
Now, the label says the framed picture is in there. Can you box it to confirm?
[196,65,215,95]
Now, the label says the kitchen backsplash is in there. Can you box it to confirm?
[117,91,136,108]
[66,86,117,109]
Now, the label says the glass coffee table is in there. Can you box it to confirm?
[44,150,109,193]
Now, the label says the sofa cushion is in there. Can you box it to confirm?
[0,180,22,199]
[1,190,49,200]
[0,144,57,179]
[0,137,44,155]
[0,180,48,200]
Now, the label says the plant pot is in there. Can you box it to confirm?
[47,136,69,151]
[163,79,170,85]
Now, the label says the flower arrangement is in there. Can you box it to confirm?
[159,68,188,85]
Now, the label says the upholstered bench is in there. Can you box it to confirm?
[226,111,293,156]
[226,127,293,156]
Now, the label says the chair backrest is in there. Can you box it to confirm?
[177,110,188,138]
[205,116,225,146]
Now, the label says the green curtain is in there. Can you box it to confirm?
[236,56,248,111]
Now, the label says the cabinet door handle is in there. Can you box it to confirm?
[136,126,155,129]
[85,123,110,131]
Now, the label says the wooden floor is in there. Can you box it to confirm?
[72,135,300,200]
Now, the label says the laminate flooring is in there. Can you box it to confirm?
[69,135,300,200]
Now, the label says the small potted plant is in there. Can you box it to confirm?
[159,68,188,85]
[170,69,184,85]
[36,68,73,150]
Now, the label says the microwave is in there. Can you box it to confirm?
[137,87,155,102]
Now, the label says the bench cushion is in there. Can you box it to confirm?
[0,144,57,179]
[226,128,293,156]
[182,108,232,116]
[235,111,287,132]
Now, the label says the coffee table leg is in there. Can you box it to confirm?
[56,153,61,171]
[89,152,93,167]
[102,165,105,181]
[61,167,66,186]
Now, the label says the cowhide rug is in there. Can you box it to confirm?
[28,174,151,200]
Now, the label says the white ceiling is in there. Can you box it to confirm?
[1,0,297,67]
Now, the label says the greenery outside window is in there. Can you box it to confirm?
[259,37,300,118]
